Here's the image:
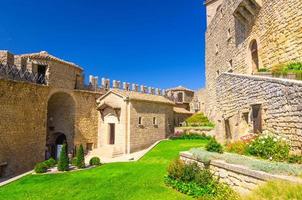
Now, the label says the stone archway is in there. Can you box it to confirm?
[250,39,259,73]
[46,92,75,160]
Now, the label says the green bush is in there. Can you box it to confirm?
[76,144,85,168]
[194,169,214,187]
[288,155,302,164]
[258,68,270,72]
[206,137,223,154]
[165,160,239,199]
[44,158,56,168]
[167,159,185,180]
[181,162,200,182]
[71,157,78,166]
[272,62,302,80]
[89,157,101,166]
[34,162,48,174]
[246,134,290,161]
[185,113,215,127]
[225,141,248,155]
[57,144,69,171]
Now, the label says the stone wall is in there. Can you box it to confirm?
[27,59,83,90]
[74,90,102,150]
[205,0,302,122]
[180,151,302,194]
[129,101,174,152]
[0,79,50,177]
[0,78,102,177]
[216,73,302,151]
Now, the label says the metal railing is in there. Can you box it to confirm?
[0,64,46,85]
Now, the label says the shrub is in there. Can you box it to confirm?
[181,162,200,182]
[165,160,240,199]
[76,144,85,168]
[167,159,185,180]
[246,133,290,161]
[57,144,69,171]
[71,157,78,166]
[44,158,56,168]
[288,155,302,164]
[225,141,248,155]
[194,169,214,187]
[258,68,270,72]
[206,137,223,154]
[185,113,215,127]
[34,162,48,174]
[89,157,101,166]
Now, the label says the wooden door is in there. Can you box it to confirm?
[225,119,232,142]
[252,104,262,133]
[109,123,115,145]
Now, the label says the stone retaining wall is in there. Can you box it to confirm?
[180,151,302,194]
[216,73,302,151]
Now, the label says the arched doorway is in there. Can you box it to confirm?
[250,40,259,73]
[46,92,75,160]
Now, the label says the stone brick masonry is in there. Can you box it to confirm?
[217,73,302,151]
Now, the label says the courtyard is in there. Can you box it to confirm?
[0,140,207,200]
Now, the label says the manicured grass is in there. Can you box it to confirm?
[0,140,208,200]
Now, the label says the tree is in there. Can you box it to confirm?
[57,144,69,171]
[76,144,85,168]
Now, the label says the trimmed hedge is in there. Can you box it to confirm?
[89,157,101,166]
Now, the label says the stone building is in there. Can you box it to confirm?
[95,89,174,157]
[204,0,302,151]
[166,86,198,126]
[0,50,195,178]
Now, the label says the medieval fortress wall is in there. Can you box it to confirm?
[217,73,302,150]
[205,0,302,119]
[0,51,101,177]
[205,0,302,149]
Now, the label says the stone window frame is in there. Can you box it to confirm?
[138,116,143,125]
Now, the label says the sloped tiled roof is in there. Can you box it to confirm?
[173,107,193,114]
[20,51,83,70]
[99,89,175,105]
[166,85,194,92]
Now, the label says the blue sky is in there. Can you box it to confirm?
[0,0,206,90]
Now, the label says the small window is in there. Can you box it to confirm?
[229,59,233,68]
[153,117,157,125]
[227,28,231,41]
[215,44,219,54]
[138,117,142,125]
[86,143,93,151]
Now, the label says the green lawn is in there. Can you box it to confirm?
[0,139,208,200]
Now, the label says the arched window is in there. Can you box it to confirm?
[250,40,259,73]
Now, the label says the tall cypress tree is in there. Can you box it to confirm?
[57,143,69,171]
[76,144,85,168]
